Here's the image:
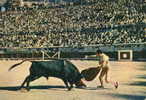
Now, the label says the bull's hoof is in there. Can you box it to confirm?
[83,84,87,87]
[76,85,86,88]
[67,87,72,91]
[19,88,29,92]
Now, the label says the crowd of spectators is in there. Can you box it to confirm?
[0,0,145,48]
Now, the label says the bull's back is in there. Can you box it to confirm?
[30,60,65,77]
[33,60,64,69]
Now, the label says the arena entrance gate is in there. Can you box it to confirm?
[118,50,133,61]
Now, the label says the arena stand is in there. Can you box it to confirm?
[0,0,146,60]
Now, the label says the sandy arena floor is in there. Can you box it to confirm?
[0,60,146,100]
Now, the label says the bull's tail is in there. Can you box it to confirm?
[8,59,28,71]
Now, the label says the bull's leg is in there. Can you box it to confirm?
[69,82,73,90]
[68,80,74,90]
[19,76,29,90]
[25,75,41,91]
[62,79,71,91]
[26,80,30,91]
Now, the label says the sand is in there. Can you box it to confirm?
[0,60,146,100]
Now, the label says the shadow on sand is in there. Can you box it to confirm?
[129,81,146,86]
[0,85,111,91]
[129,74,146,86]
[0,85,66,91]
[111,94,146,100]
[76,86,111,90]
[136,75,146,79]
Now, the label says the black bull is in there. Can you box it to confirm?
[9,60,86,91]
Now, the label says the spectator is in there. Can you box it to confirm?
[0,0,145,48]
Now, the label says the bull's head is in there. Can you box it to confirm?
[75,79,86,88]
[75,73,86,88]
